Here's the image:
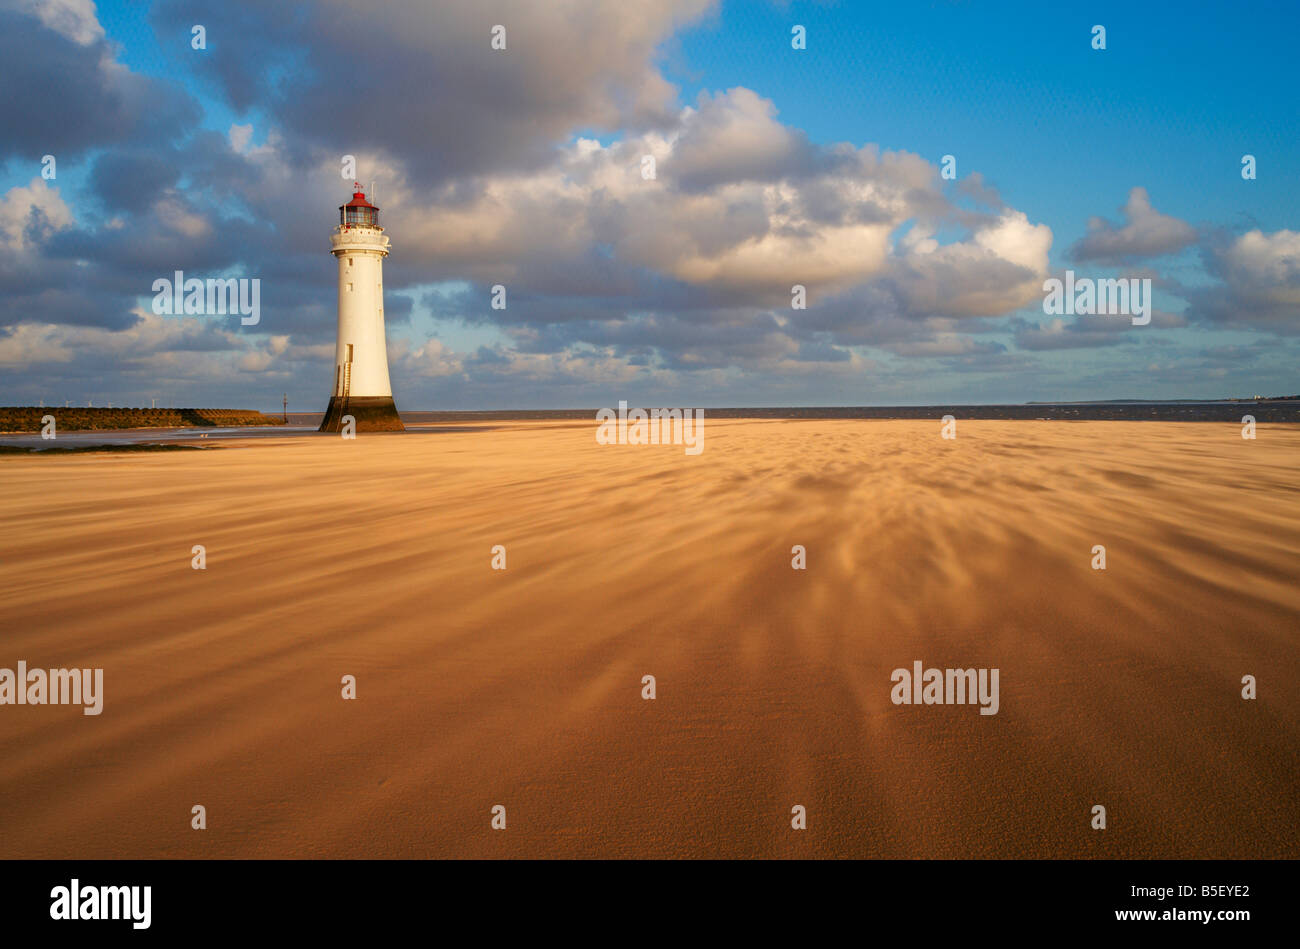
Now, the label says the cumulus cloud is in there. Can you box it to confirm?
[1070,187,1197,262]
[150,0,716,181]
[0,178,73,253]
[1187,229,1300,333]
[360,88,1049,326]
[669,88,821,191]
[391,337,465,379]
[15,0,103,46]
[0,3,197,162]
[1216,230,1300,301]
[884,210,1052,318]
[0,311,244,368]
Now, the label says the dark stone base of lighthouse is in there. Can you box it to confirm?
[318,396,405,433]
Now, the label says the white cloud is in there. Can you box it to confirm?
[228,123,254,153]
[1190,228,1300,332]
[1219,229,1300,302]
[886,210,1053,318]
[20,0,104,46]
[1072,187,1197,261]
[0,178,74,253]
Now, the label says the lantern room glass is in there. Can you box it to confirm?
[341,205,378,226]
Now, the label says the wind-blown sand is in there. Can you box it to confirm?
[1,419,1297,858]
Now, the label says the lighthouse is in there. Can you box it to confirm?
[319,184,404,432]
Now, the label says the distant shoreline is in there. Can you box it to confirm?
[290,401,1300,424]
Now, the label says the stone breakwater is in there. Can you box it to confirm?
[0,407,286,433]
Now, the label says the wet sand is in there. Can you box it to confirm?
[1,419,1296,858]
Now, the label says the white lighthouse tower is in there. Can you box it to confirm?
[319,184,404,432]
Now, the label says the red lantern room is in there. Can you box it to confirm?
[339,184,379,227]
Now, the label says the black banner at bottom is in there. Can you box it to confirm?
[0,859,1280,936]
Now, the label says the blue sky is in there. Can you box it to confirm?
[1,0,1297,409]
[672,1,1300,242]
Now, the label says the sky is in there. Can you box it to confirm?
[1,0,1297,409]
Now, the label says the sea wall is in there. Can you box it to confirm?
[0,407,286,432]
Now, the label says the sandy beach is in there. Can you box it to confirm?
[1,419,1296,858]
